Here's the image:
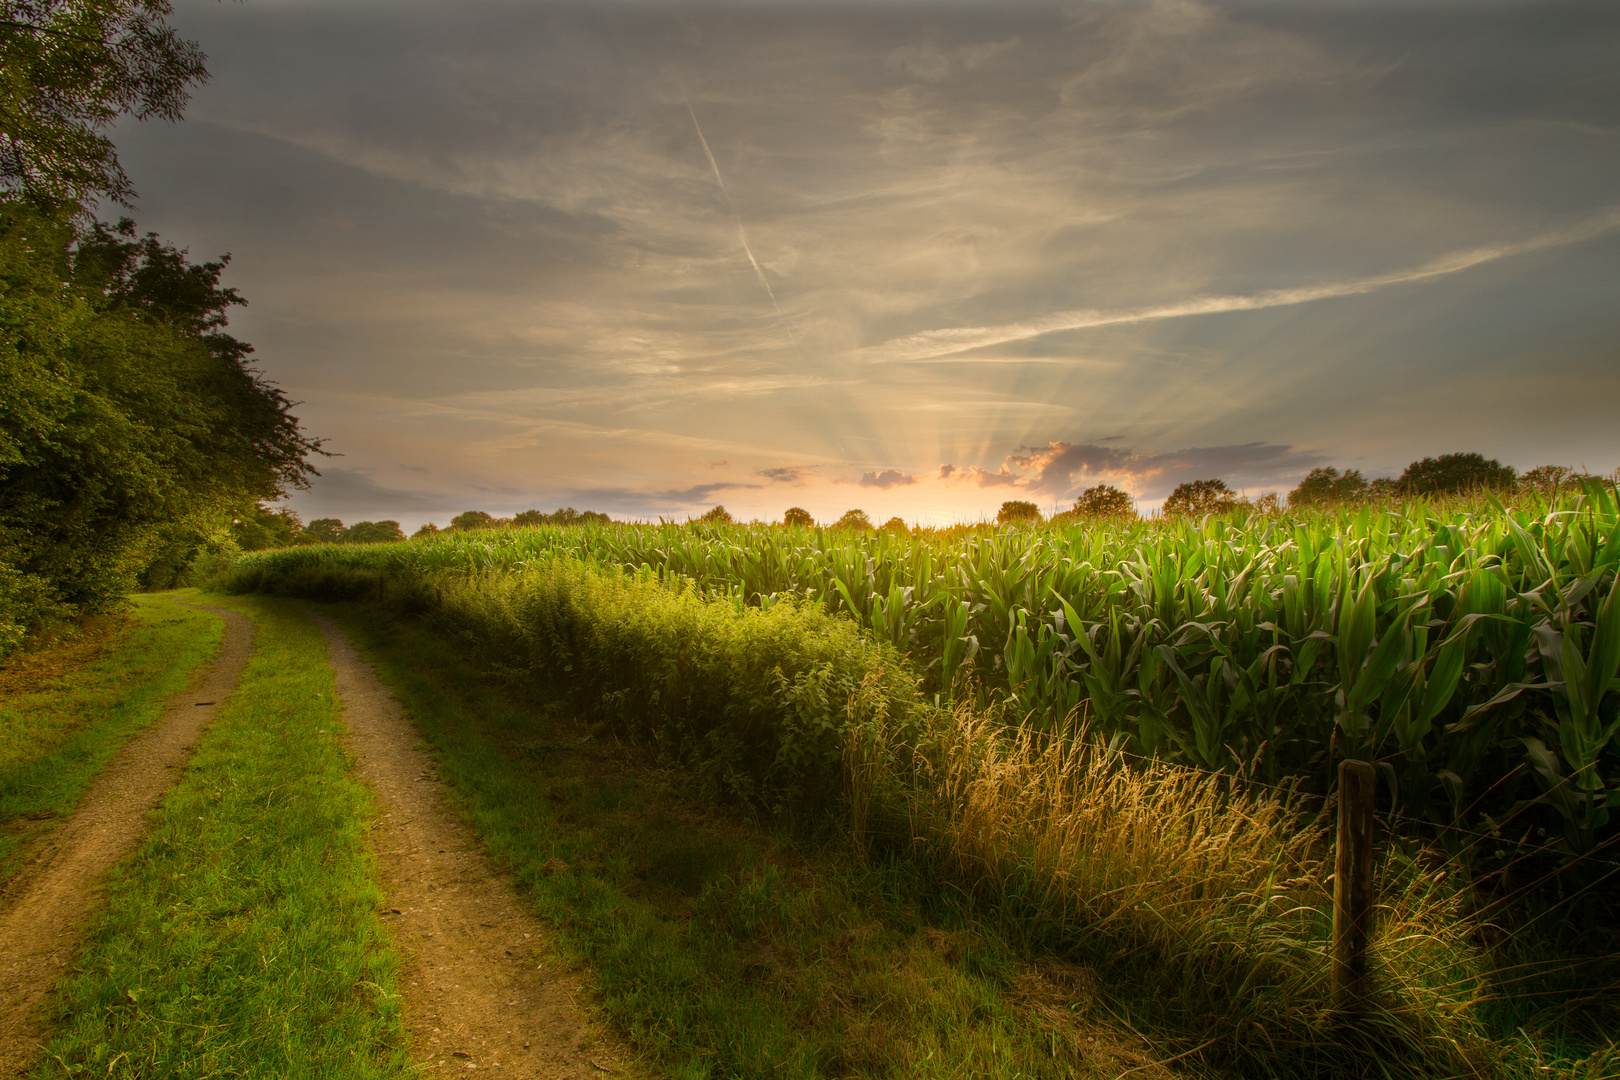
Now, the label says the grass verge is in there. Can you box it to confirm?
[329,599,1197,1080]
[33,594,407,1079]
[0,595,221,884]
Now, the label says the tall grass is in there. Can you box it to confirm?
[228,483,1620,854]
[217,553,1610,1076]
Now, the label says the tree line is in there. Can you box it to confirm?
[1,2,320,652]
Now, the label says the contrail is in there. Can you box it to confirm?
[686,98,785,316]
[863,204,1620,363]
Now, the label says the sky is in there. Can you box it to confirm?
[110,0,1620,528]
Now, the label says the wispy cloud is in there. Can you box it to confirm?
[864,207,1620,363]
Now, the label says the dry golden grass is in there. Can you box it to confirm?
[880,705,1501,1076]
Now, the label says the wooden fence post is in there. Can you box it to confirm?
[1332,758,1377,1011]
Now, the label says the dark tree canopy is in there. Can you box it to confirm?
[449,510,496,531]
[1163,478,1237,517]
[1288,467,1370,507]
[833,509,872,531]
[0,0,208,211]
[1398,453,1516,495]
[346,520,404,545]
[698,504,734,525]
[782,506,813,527]
[306,518,346,544]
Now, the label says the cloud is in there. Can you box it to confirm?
[855,469,917,489]
[284,467,452,518]
[965,465,1022,488]
[759,466,811,484]
[863,207,1620,363]
[934,440,1329,500]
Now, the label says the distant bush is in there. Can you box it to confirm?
[1071,484,1134,519]
[880,516,908,534]
[698,505,735,525]
[1163,478,1237,516]
[832,509,873,531]
[996,500,1041,525]
[345,520,404,544]
[782,507,814,527]
[450,510,496,531]
[1398,453,1515,495]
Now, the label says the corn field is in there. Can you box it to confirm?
[233,484,1620,851]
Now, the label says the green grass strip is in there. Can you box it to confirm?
[0,594,221,883]
[330,602,1136,1080]
[34,595,406,1080]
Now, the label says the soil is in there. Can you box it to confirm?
[311,614,646,1079]
[0,605,255,1078]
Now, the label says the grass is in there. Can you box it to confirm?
[328,598,1195,1080]
[33,594,407,1079]
[0,595,221,884]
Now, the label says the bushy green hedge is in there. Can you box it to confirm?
[227,557,935,815]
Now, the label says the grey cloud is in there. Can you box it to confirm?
[855,469,917,490]
[759,466,810,484]
[1006,440,1329,499]
[285,467,452,519]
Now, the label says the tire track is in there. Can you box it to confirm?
[0,605,255,1076]
[311,613,642,1079]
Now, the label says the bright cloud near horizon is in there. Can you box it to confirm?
[113,0,1620,528]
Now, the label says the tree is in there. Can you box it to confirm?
[698,504,734,525]
[1398,453,1516,495]
[306,518,345,544]
[346,520,403,544]
[449,510,494,531]
[880,516,908,534]
[782,506,813,527]
[232,503,305,551]
[1072,484,1134,518]
[833,509,872,531]
[0,204,321,636]
[1163,478,1237,516]
[0,6,323,648]
[412,522,440,539]
[1287,467,1369,507]
[997,500,1041,525]
[512,509,547,527]
[0,0,208,212]
[1520,465,1583,494]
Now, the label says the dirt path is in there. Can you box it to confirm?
[0,605,255,1076]
[311,614,642,1079]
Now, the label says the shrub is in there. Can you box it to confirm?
[1162,478,1236,516]
[996,500,1041,525]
